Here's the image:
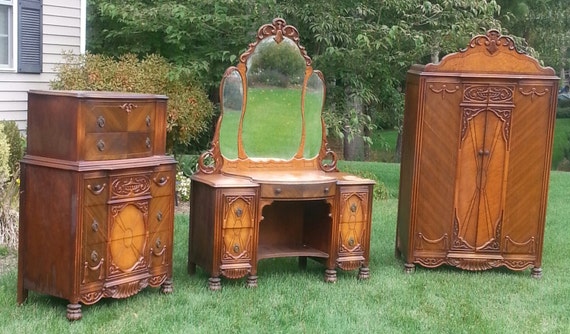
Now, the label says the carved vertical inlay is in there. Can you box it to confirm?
[221,195,255,262]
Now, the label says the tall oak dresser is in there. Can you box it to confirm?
[17,90,177,320]
[396,30,559,277]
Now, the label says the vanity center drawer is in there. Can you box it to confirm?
[260,182,336,199]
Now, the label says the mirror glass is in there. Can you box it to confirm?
[219,69,242,160]
[241,37,306,159]
[303,72,325,158]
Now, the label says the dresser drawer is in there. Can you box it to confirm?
[84,100,155,133]
[84,177,109,205]
[83,205,108,245]
[151,168,175,197]
[260,182,336,199]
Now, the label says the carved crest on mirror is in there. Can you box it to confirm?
[197,18,338,174]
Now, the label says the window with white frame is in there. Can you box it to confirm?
[0,1,13,68]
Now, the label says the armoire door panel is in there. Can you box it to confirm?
[414,80,462,248]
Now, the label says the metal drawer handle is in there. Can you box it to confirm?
[87,183,106,195]
[157,211,163,222]
[233,244,240,253]
[97,115,105,128]
[350,203,358,213]
[156,238,162,248]
[97,139,105,151]
[274,188,282,195]
[146,137,151,148]
[91,250,99,262]
[146,115,151,127]
[235,207,243,218]
[324,187,330,194]
[91,220,99,232]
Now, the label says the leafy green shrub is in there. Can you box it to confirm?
[51,53,214,153]
[0,121,25,175]
[0,123,19,250]
[556,106,570,118]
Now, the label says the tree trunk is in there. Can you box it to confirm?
[343,92,365,161]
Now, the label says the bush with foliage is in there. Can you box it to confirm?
[51,52,214,153]
[0,123,19,250]
[0,121,25,175]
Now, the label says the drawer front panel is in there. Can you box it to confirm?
[81,242,107,285]
[260,182,336,199]
[84,177,109,205]
[84,133,128,160]
[83,205,108,245]
[151,168,176,197]
[84,101,155,133]
[127,132,153,158]
[148,229,172,268]
[338,189,370,259]
[149,196,173,233]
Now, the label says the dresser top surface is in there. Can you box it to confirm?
[29,90,168,100]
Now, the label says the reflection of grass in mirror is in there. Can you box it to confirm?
[242,87,304,159]
[220,87,324,160]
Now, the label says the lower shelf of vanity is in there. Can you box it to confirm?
[257,243,329,260]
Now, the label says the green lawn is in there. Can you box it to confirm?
[1,162,570,332]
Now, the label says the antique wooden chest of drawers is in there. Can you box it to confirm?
[17,91,177,320]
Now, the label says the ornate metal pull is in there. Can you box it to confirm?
[146,137,151,148]
[156,238,162,248]
[97,116,105,128]
[274,188,282,195]
[97,139,105,151]
[350,203,358,213]
[348,238,355,247]
[146,115,151,127]
[90,250,99,262]
[87,183,106,195]
[91,220,99,232]
[235,207,243,217]
[324,187,330,194]
[478,149,490,156]
[157,211,163,222]
[233,244,240,253]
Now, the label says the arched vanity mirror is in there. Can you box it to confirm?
[200,17,331,172]
[189,18,374,291]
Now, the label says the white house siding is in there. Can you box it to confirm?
[0,0,84,130]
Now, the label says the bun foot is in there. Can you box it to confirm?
[160,278,173,294]
[324,269,337,283]
[246,275,258,288]
[531,267,542,279]
[404,263,415,274]
[358,266,370,280]
[208,277,222,291]
[66,303,82,321]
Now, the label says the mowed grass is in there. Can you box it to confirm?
[1,162,570,333]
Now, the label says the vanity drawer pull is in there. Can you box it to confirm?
[97,139,105,151]
[97,116,105,128]
[274,188,282,195]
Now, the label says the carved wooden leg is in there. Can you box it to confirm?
[358,266,370,280]
[66,303,82,321]
[246,275,258,288]
[188,262,196,275]
[160,278,173,294]
[324,269,337,283]
[404,263,415,274]
[298,256,307,270]
[531,267,542,279]
[208,277,222,291]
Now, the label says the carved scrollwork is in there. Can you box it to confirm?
[104,278,149,299]
[240,18,312,66]
[81,291,104,305]
[429,84,459,99]
[465,29,524,55]
[197,148,223,174]
[149,273,168,287]
[519,87,549,102]
[463,85,514,104]
[111,176,151,197]
[416,257,446,268]
[447,258,502,271]
[337,259,363,271]
[120,102,138,113]
[221,267,250,279]
[318,144,338,172]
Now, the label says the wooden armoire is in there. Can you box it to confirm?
[396,30,559,277]
[18,91,177,320]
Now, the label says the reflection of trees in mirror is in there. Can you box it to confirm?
[248,39,305,88]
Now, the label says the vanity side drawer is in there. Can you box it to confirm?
[260,182,336,199]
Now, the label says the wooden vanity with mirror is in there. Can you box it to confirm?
[187,18,375,290]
